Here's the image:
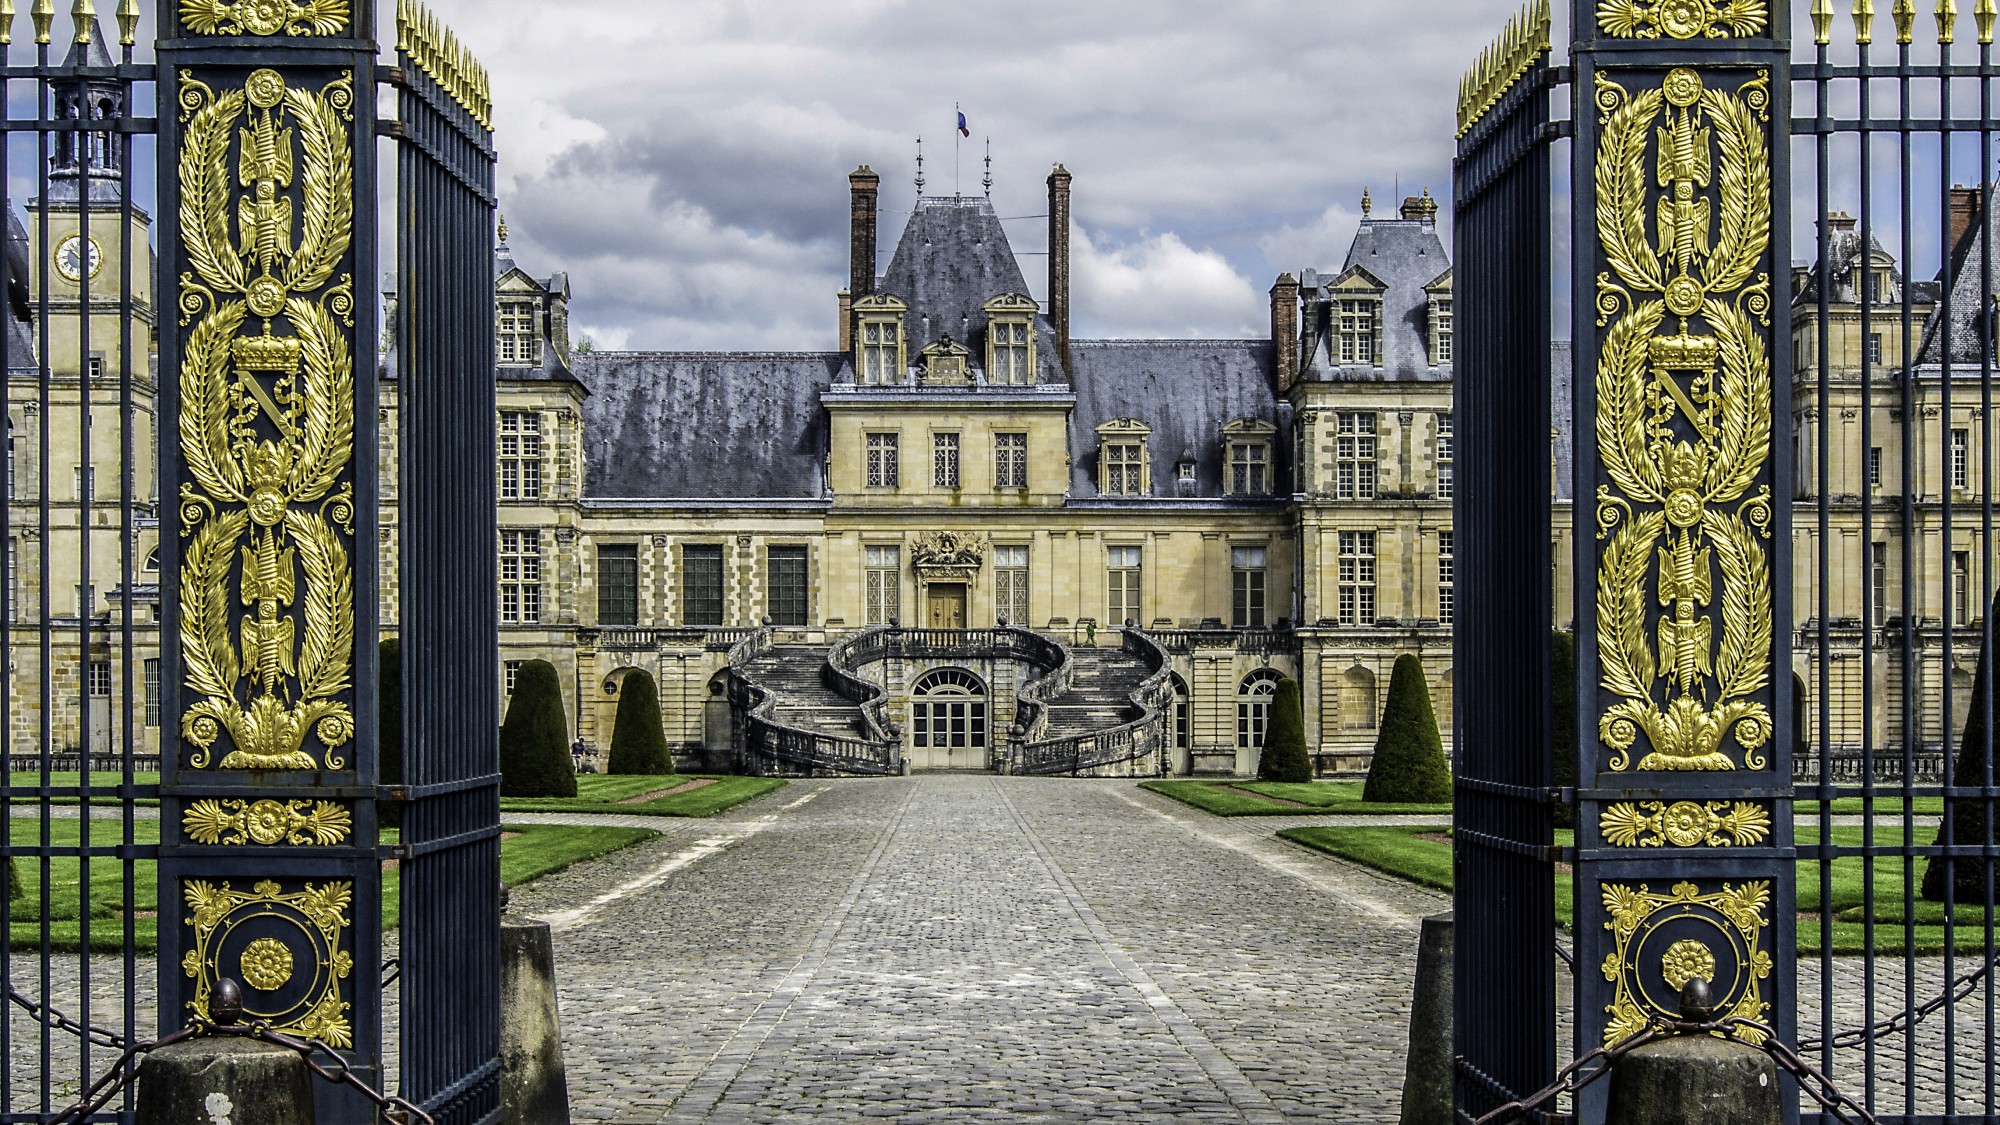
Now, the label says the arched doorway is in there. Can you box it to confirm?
[1170,672,1192,775]
[908,667,988,770]
[1237,668,1281,754]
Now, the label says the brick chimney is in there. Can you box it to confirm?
[1400,188,1439,227]
[1047,164,1072,376]
[1950,185,1984,255]
[837,288,853,351]
[1827,211,1857,233]
[1270,273,1300,394]
[848,165,880,355]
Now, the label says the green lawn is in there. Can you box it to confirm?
[1141,779,1448,817]
[2,817,657,952]
[500,774,786,817]
[1278,823,1991,954]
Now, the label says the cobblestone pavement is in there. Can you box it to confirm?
[502,776,1449,1124]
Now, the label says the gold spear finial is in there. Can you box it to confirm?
[114,0,134,43]
[1894,0,1917,40]
[497,214,508,244]
[1855,0,1876,42]
[70,0,90,44]
[31,0,53,44]
[1940,0,1959,40]
[1979,0,1996,40]
[1813,0,1836,41]
[1361,187,1372,217]
[1,0,16,45]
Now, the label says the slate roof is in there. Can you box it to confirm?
[1920,190,2000,365]
[874,196,1065,383]
[3,210,35,368]
[1793,225,1908,308]
[1067,340,1285,499]
[1301,217,1451,383]
[574,351,839,500]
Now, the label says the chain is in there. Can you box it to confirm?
[381,957,401,989]
[6,987,127,1050]
[1474,1010,1880,1125]
[1800,949,2000,1052]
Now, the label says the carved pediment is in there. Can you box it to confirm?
[911,530,987,574]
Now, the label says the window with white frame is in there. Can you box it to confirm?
[994,544,1029,626]
[1953,428,1970,491]
[933,433,961,489]
[866,432,899,489]
[88,660,111,697]
[859,315,903,384]
[1337,299,1377,364]
[1229,441,1269,495]
[144,658,161,726]
[499,412,542,500]
[1232,546,1267,628]
[1338,530,1377,626]
[504,659,523,696]
[1433,299,1454,364]
[1336,412,1377,500]
[1954,550,1972,627]
[994,432,1027,489]
[865,546,900,626]
[1439,530,1455,624]
[1870,541,1888,626]
[989,319,1032,384]
[1106,545,1142,627]
[498,299,536,365]
[1237,669,1280,749]
[1436,414,1455,499]
[500,530,542,624]
[1868,446,1883,489]
[1103,442,1145,496]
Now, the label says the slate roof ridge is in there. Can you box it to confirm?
[1074,338,1268,349]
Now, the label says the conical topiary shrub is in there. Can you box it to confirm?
[379,638,404,828]
[1257,676,1312,783]
[1364,653,1451,803]
[1551,629,1577,828]
[1924,591,2000,901]
[500,659,576,798]
[607,668,672,775]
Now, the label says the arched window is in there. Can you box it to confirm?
[1170,672,1191,749]
[911,668,987,751]
[1237,669,1282,749]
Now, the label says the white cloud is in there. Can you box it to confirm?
[1072,227,1264,339]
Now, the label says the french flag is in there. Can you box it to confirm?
[957,111,970,137]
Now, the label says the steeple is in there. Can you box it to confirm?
[48,16,122,201]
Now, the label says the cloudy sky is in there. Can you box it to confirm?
[425,0,1543,351]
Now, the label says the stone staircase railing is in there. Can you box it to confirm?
[727,628,901,776]
[827,626,899,742]
[1016,629,1173,777]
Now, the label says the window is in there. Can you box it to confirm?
[1867,333,1883,365]
[1232,546,1268,628]
[1237,670,1280,749]
[933,433,961,489]
[499,531,541,624]
[498,299,536,365]
[86,660,110,698]
[499,412,542,501]
[1433,299,1454,364]
[995,544,1029,626]
[143,659,161,726]
[1338,531,1377,626]
[865,545,900,626]
[1870,541,1888,627]
[994,433,1027,489]
[910,668,987,750]
[4,537,13,623]
[1337,299,1376,364]
[596,544,639,627]
[1954,551,1972,627]
[1336,413,1377,500]
[73,466,95,504]
[989,320,1031,384]
[1229,442,1269,495]
[866,432,900,489]
[768,545,809,627]
[75,584,96,619]
[1952,428,1970,491]
[860,317,903,384]
[1868,446,1883,489]
[1104,442,1145,496]
[1107,545,1143,627]
[681,544,725,627]
[1439,530,1455,624]
[504,659,523,696]
[1436,414,1455,500]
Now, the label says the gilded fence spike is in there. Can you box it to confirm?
[1894,0,1916,41]
[1940,0,1958,41]
[69,0,89,44]
[1979,0,1995,40]
[1813,0,1836,41]
[114,0,135,44]
[1455,0,1551,139]
[30,0,52,44]
[1855,0,1875,42]
[2,0,16,45]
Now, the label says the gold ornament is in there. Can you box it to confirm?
[1457,0,1552,138]
[396,0,493,129]
[175,69,358,772]
[238,937,294,990]
[1597,0,1771,37]
[1660,938,1718,991]
[1600,879,1773,1044]
[183,798,351,845]
[179,0,348,36]
[1591,69,1775,773]
[183,879,353,1046]
[1601,799,1772,846]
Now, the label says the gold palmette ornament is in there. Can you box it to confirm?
[1591,67,1776,773]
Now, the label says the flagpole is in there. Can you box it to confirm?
[955,102,962,198]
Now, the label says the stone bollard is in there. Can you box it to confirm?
[1606,981,1781,1125]
[1399,911,1453,1125]
[137,1039,314,1125]
[501,914,572,1125]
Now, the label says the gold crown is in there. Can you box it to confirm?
[231,332,303,375]
[1647,331,1719,373]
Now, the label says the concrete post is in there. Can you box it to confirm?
[1605,1036,1781,1125]
[1399,911,1453,1125]
[501,915,572,1125]
[136,1038,314,1125]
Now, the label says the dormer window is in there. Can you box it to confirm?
[1425,268,1453,366]
[854,295,908,385]
[498,299,538,366]
[1097,419,1151,497]
[1221,418,1276,496]
[983,294,1037,385]
[1337,299,1378,365]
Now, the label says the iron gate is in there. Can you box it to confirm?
[1460,0,2000,1122]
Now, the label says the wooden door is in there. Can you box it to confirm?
[927,584,967,630]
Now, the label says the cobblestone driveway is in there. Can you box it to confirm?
[506,775,1449,1124]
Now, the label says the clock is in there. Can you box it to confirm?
[54,235,102,282]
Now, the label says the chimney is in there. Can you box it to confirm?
[849,165,879,300]
[1400,188,1439,227]
[1827,210,1857,233]
[1048,164,1072,376]
[1950,185,1983,255]
[1270,273,1300,394]
[838,289,853,352]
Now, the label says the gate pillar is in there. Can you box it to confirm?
[1570,3,1794,1123]
[154,2,383,1121]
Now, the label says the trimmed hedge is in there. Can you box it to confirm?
[1925,593,1999,901]
[500,660,576,798]
[607,669,672,776]
[1257,677,1312,784]
[379,638,403,828]
[1364,653,1451,803]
